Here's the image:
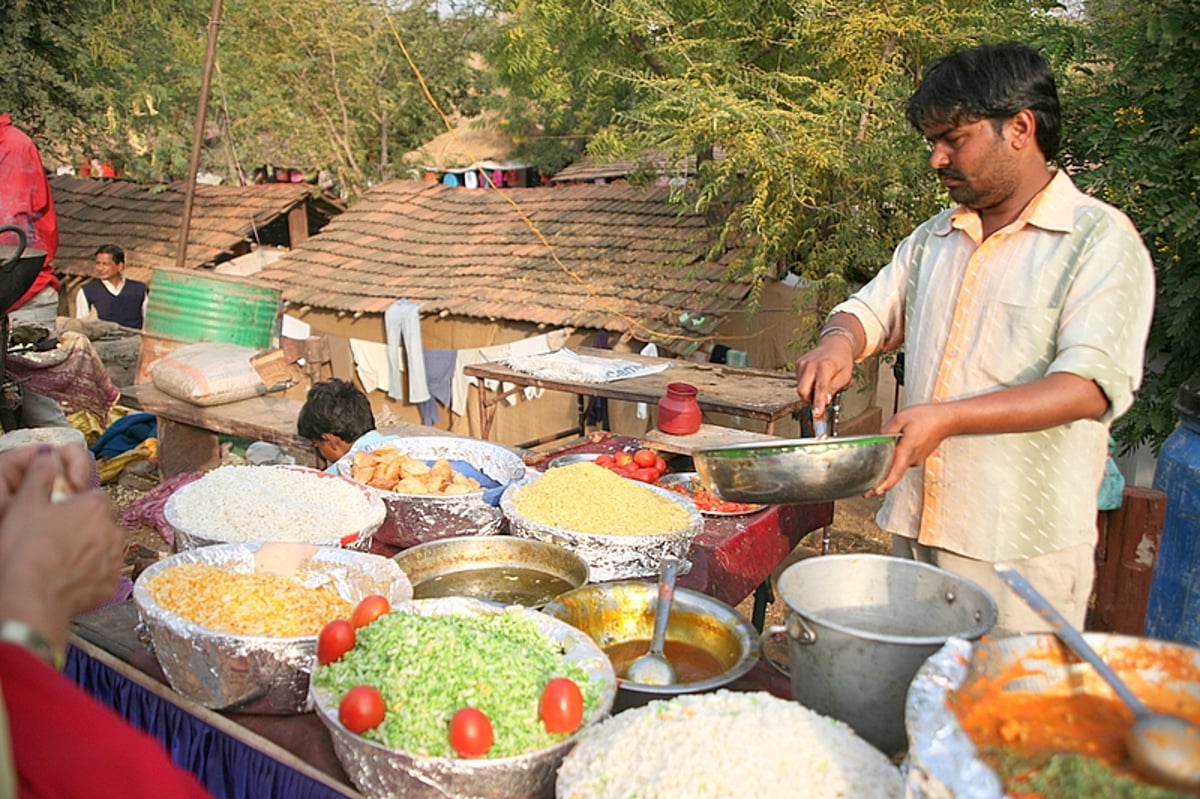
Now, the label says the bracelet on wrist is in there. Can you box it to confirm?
[0,619,66,670]
[819,325,859,357]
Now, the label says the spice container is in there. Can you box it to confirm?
[657,382,702,435]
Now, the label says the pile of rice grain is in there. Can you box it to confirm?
[513,462,692,535]
[556,690,903,798]
[169,465,378,544]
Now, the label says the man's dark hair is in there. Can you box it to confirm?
[297,379,375,443]
[906,42,1061,160]
[93,243,125,263]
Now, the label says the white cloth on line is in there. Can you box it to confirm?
[451,331,568,416]
[500,348,670,385]
[384,299,430,403]
[636,342,658,419]
[349,338,397,394]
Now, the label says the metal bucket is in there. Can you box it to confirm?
[145,267,282,349]
[765,554,997,755]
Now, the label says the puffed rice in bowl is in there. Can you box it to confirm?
[164,464,386,551]
[556,690,903,799]
[133,542,412,714]
[500,462,703,581]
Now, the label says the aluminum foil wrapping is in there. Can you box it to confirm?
[335,436,529,550]
[500,476,703,581]
[164,465,387,552]
[903,637,1004,799]
[133,543,413,715]
[309,597,618,799]
[906,632,1200,799]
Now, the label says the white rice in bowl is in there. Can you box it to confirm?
[166,465,385,548]
[556,690,902,799]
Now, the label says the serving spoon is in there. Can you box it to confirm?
[626,556,679,686]
[995,564,1200,791]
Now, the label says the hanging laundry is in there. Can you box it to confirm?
[384,299,431,404]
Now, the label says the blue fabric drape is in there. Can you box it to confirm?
[65,648,347,799]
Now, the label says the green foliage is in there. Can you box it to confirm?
[1063,0,1200,453]
[486,0,1066,311]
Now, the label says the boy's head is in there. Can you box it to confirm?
[297,379,375,462]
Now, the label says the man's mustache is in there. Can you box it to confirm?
[937,168,965,181]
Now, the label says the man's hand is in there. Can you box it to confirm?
[795,314,866,420]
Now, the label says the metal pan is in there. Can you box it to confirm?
[692,434,899,504]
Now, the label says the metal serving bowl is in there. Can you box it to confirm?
[309,597,617,799]
[541,581,760,707]
[692,434,900,504]
[133,542,412,714]
[391,535,589,607]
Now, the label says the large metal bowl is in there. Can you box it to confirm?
[310,597,618,799]
[391,535,589,607]
[693,433,899,504]
[541,581,760,708]
[907,633,1200,798]
[133,542,412,714]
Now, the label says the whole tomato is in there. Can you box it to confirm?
[654,456,668,476]
[631,466,658,483]
[633,448,658,468]
[594,453,614,467]
[350,595,391,629]
[540,677,585,734]
[339,684,386,733]
[613,451,634,468]
[317,619,356,665]
[449,707,494,758]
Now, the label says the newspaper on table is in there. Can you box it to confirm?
[500,348,671,384]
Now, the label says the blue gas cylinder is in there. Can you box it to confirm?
[1145,379,1200,644]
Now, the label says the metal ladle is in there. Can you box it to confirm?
[625,556,679,686]
[995,565,1200,791]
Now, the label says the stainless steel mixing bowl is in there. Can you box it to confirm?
[692,433,899,504]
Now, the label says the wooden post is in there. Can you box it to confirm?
[1089,486,1168,635]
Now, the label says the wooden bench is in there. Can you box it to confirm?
[120,384,320,478]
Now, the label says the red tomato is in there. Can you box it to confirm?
[631,466,658,483]
[317,619,356,665]
[449,707,494,758]
[339,685,386,733]
[351,595,391,629]
[540,677,585,734]
[613,451,634,468]
[654,456,668,475]
[594,453,614,467]
[633,448,658,468]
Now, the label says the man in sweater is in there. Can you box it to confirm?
[75,244,148,329]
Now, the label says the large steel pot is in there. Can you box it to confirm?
[765,554,996,755]
[0,225,47,315]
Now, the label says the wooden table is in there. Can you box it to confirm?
[464,347,808,442]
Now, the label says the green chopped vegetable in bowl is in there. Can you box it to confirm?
[309,597,617,799]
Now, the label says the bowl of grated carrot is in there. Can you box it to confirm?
[133,542,413,714]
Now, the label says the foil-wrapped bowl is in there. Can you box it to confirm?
[905,633,1200,798]
[133,542,413,714]
[310,597,618,799]
[336,436,529,550]
[500,475,703,581]
[164,465,387,551]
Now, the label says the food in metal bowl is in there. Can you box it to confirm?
[309,597,617,799]
[391,535,589,607]
[907,634,1200,799]
[500,463,703,581]
[693,433,899,504]
[132,542,412,714]
[541,580,759,703]
[556,690,903,798]
[164,464,386,550]
[655,471,764,515]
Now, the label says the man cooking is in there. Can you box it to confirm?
[75,244,148,329]
[794,42,1155,635]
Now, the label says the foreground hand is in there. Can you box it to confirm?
[0,445,123,656]
[868,404,955,496]
[795,339,856,421]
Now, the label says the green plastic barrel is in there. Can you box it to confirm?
[144,267,282,349]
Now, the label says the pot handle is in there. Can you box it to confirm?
[0,226,27,272]
[759,613,820,678]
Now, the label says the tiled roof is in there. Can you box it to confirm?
[549,147,726,184]
[254,180,750,351]
[49,176,338,283]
